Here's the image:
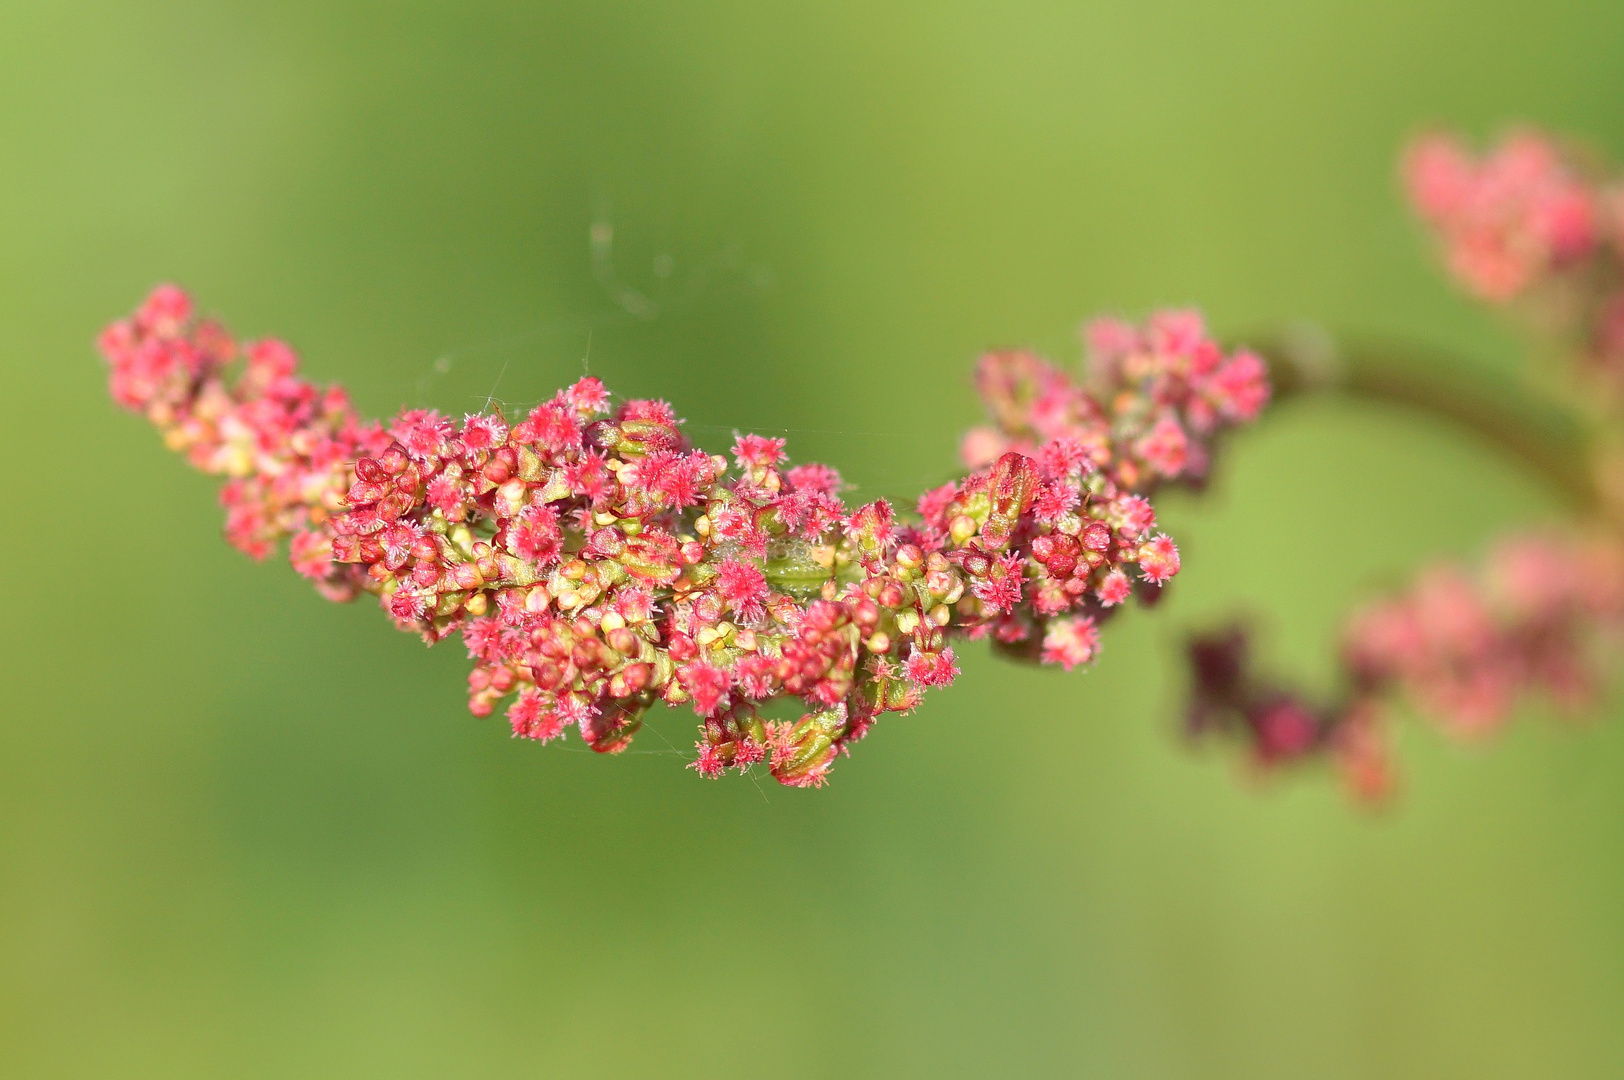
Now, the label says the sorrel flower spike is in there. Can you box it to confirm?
[101,286,1269,787]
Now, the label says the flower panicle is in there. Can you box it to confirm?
[103,287,1267,787]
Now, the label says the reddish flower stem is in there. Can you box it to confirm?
[1256,331,1598,511]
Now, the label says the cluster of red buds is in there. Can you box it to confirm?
[1403,129,1624,386]
[102,286,1268,787]
[961,310,1270,491]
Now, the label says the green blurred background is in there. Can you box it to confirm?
[3,1,1624,1076]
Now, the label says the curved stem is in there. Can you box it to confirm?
[1252,329,1597,511]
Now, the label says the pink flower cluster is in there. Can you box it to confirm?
[1404,129,1624,382]
[97,285,387,600]
[1404,130,1599,302]
[961,310,1270,492]
[1344,533,1624,736]
[103,288,1265,787]
[1187,533,1624,802]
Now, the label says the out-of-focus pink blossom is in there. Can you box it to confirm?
[1404,130,1597,302]
[1189,532,1624,803]
[1343,534,1624,738]
[965,311,1270,492]
[1041,616,1100,671]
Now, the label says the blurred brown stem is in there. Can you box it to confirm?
[1254,329,1597,511]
